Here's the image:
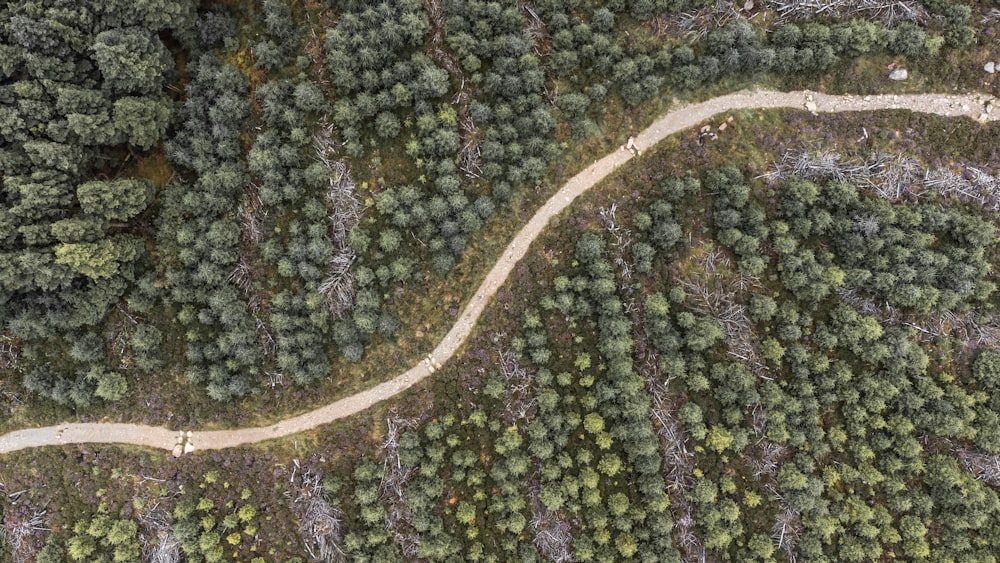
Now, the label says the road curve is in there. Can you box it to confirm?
[1,89,995,455]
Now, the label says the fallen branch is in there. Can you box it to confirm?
[379,415,422,558]
[772,500,802,562]
[314,121,361,319]
[287,460,346,562]
[956,447,1000,487]
[528,482,575,562]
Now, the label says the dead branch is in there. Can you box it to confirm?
[764,0,932,25]
[527,483,575,563]
[0,334,20,371]
[459,105,484,180]
[109,303,140,370]
[750,440,788,480]
[378,415,422,558]
[287,460,346,563]
[138,501,180,563]
[314,122,361,319]
[520,1,548,56]
[424,0,445,45]
[673,496,707,563]
[635,336,705,563]
[599,204,639,313]
[3,507,47,563]
[673,244,770,381]
[772,501,802,563]
[956,447,1000,487]
[238,183,267,247]
[762,149,1000,212]
[494,337,537,424]
[657,0,743,40]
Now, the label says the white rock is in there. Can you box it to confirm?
[805,101,817,112]
[889,69,908,81]
[986,61,996,74]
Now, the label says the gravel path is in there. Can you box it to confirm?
[1,89,995,455]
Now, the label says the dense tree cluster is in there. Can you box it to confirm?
[445,0,558,189]
[1,0,194,406]
[172,472,263,562]
[700,163,1000,560]
[342,459,407,560]
[536,232,678,560]
[322,2,957,363]
[536,1,672,108]
[157,56,261,400]
[0,0,983,426]
[35,512,141,562]
[249,78,336,383]
[251,0,301,70]
[324,0,444,151]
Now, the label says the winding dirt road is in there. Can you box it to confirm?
[1,89,996,455]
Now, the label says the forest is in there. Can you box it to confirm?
[2,0,1000,560]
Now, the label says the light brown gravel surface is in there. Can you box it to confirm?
[1,89,995,455]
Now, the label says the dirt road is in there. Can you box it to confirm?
[1,89,994,455]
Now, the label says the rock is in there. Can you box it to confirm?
[172,444,183,457]
[805,101,817,112]
[718,122,728,131]
[744,0,753,10]
[889,69,908,81]
[986,61,996,74]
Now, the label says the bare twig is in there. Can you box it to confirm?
[138,500,180,563]
[379,415,422,558]
[0,334,20,371]
[314,121,361,319]
[636,335,704,563]
[673,242,770,380]
[287,460,346,562]
[956,447,1000,487]
[764,0,932,25]
[762,149,1000,211]
[1,490,48,563]
[657,0,743,40]
[493,336,537,424]
[527,483,575,562]
[772,501,802,562]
